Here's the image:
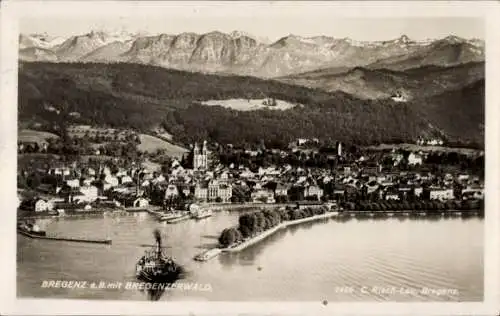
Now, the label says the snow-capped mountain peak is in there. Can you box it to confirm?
[397,34,411,44]
[230,30,255,40]
[443,35,466,44]
[84,29,138,45]
[18,31,485,78]
[19,33,67,50]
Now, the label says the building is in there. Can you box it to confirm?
[207,180,219,200]
[217,183,232,202]
[251,189,275,203]
[66,179,80,188]
[120,175,133,184]
[429,188,454,201]
[194,184,208,201]
[164,184,179,199]
[194,179,232,202]
[408,153,423,166]
[34,199,53,212]
[461,186,484,200]
[275,184,289,197]
[297,138,308,146]
[104,175,119,189]
[49,167,71,177]
[133,197,149,208]
[208,180,232,202]
[336,141,343,157]
[73,185,99,204]
[304,185,323,200]
[193,141,209,170]
[414,186,423,197]
[385,192,400,201]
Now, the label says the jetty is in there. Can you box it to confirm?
[166,214,191,224]
[126,206,162,213]
[18,230,112,244]
[194,248,222,262]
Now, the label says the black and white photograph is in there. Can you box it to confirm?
[1,1,499,315]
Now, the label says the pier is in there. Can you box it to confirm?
[18,229,112,244]
[166,214,191,224]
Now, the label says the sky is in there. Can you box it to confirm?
[19,4,485,42]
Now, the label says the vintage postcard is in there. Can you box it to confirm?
[1,1,499,315]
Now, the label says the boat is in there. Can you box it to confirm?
[135,229,183,283]
[191,208,213,220]
[157,198,187,222]
[18,223,47,236]
[18,221,46,237]
[194,248,221,262]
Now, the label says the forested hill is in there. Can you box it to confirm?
[18,62,483,148]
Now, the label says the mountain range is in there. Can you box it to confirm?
[18,30,484,78]
[278,61,484,100]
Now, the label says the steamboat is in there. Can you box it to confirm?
[135,229,183,283]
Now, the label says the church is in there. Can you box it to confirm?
[193,140,209,170]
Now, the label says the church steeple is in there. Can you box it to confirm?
[193,140,208,170]
[202,140,208,154]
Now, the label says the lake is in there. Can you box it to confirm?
[17,211,483,302]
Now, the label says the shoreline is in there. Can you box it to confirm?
[217,206,483,254]
[200,203,296,212]
[220,211,338,253]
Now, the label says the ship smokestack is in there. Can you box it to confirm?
[154,229,162,256]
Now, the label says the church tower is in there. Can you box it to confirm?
[193,141,209,170]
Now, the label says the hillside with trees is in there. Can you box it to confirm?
[18,62,484,148]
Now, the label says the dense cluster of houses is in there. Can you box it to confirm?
[18,139,484,213]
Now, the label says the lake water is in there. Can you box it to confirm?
[17,211,483,302]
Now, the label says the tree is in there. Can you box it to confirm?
[218,228,241,247]
[238,225,253,239]
[238,213,258,237]
[26,173,41,190]
[275,195,288,203]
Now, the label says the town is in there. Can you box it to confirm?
[17,125,484,217]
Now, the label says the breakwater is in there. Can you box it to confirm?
[18,229,112,244]
[19,210,134,220]
[221,211,338,253]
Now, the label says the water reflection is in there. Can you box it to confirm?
[145,285,166,301]
[288,218,330,234]
[196,234,220,250]
[137,267,187,301]
[218,252,238,268]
